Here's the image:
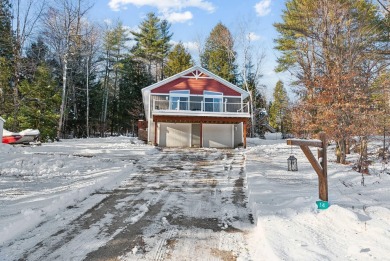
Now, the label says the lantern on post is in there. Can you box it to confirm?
[287,155,298,171]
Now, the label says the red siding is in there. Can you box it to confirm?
[151,77,241,96]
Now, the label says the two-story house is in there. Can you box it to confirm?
[141,66,250,148]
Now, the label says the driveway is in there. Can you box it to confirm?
[17,147,253,260]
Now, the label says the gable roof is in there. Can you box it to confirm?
[0,116,5,123]
[141,66,250,121]
[142,66,249,98]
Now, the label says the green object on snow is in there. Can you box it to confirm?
[316,201,329,209]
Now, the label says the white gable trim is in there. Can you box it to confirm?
[141,66,249,99]
[0,116,5,122]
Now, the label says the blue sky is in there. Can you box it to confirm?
[90,0,291,101]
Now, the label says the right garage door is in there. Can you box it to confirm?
[203,124,233,148]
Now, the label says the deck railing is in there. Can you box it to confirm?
[153,100,249,114]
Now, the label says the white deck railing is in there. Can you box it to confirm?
[153,100,249,114]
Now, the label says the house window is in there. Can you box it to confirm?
[170,90,189,110]
[204,91,223,112]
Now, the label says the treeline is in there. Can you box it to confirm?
[0,0,267,141]
[272,0,389,170]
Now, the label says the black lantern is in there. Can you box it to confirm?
[287,155,298,171]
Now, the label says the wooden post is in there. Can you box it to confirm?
[243,121,247,148]
[154,121,158,146]
[319,132,328,202]
[287,132,328,201]
[200,123,203,148]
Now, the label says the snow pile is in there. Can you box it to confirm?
[245,137,390,260]
[0,143,15,154]
[0,137,145,245]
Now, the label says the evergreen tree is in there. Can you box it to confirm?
[17,65,61,141]
[158,20,173,79]
[131,12,172,81]
[101,21,130,136]
[6,39,61,140]
[118,57,152,134]
[274,0,384,163]
[0,0,13,59]
[269,80,289,134]
[164,42,194,77]
[201,22,237,84]
[0,57,13,118]
[25,37,49,81]
[0,0,13,122]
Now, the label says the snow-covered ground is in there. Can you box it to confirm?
[246,136,390,260]
[0,135,389,260]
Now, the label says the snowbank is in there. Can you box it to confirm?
[245,138,390,260]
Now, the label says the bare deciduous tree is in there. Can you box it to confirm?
[235,18,266,137]
[10,0,46,130]
[42,0,92,138]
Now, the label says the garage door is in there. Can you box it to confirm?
[159,123,191,147]
[203,124,233,148]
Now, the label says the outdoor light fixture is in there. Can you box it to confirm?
[287,155,298,171]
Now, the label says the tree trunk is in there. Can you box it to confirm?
[101,50,110,137]
[86,55,89,137]
[57,54,68,139]
[359,136,368,174]
[336,139,347,164]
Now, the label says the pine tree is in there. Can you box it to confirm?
[25,37,49,80]
[158,20,173,79]
[201,22,237,84]
[0,0,13,123]
[101,21,130,136]
[0,57,13,118]
[118,57,152,135]
[269,80,289,135]
[274,0,384,163]
[164,42,194,77]
[17,65,61,141]
[0,0,13,59]
[131,12,172,81]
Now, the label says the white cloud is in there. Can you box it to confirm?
[103,19,113,26]
[109,0,215,13]
[182,41,199,53]
[254,0,271,17]
[170,40,199,53]
[164,11,193,23]
[170,40,200,63]
[247,32,261,41]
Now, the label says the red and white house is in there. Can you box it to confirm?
[141,66,250,148]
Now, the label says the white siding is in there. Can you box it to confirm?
[0,118,4,142]
[234,122,243,147]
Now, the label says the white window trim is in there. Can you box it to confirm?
[204,91,223,112]
[169,90,190,110]
[203,91,223,98]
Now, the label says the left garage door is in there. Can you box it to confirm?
[159,123,191,147]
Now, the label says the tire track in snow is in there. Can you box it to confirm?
[17,148,252,260]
